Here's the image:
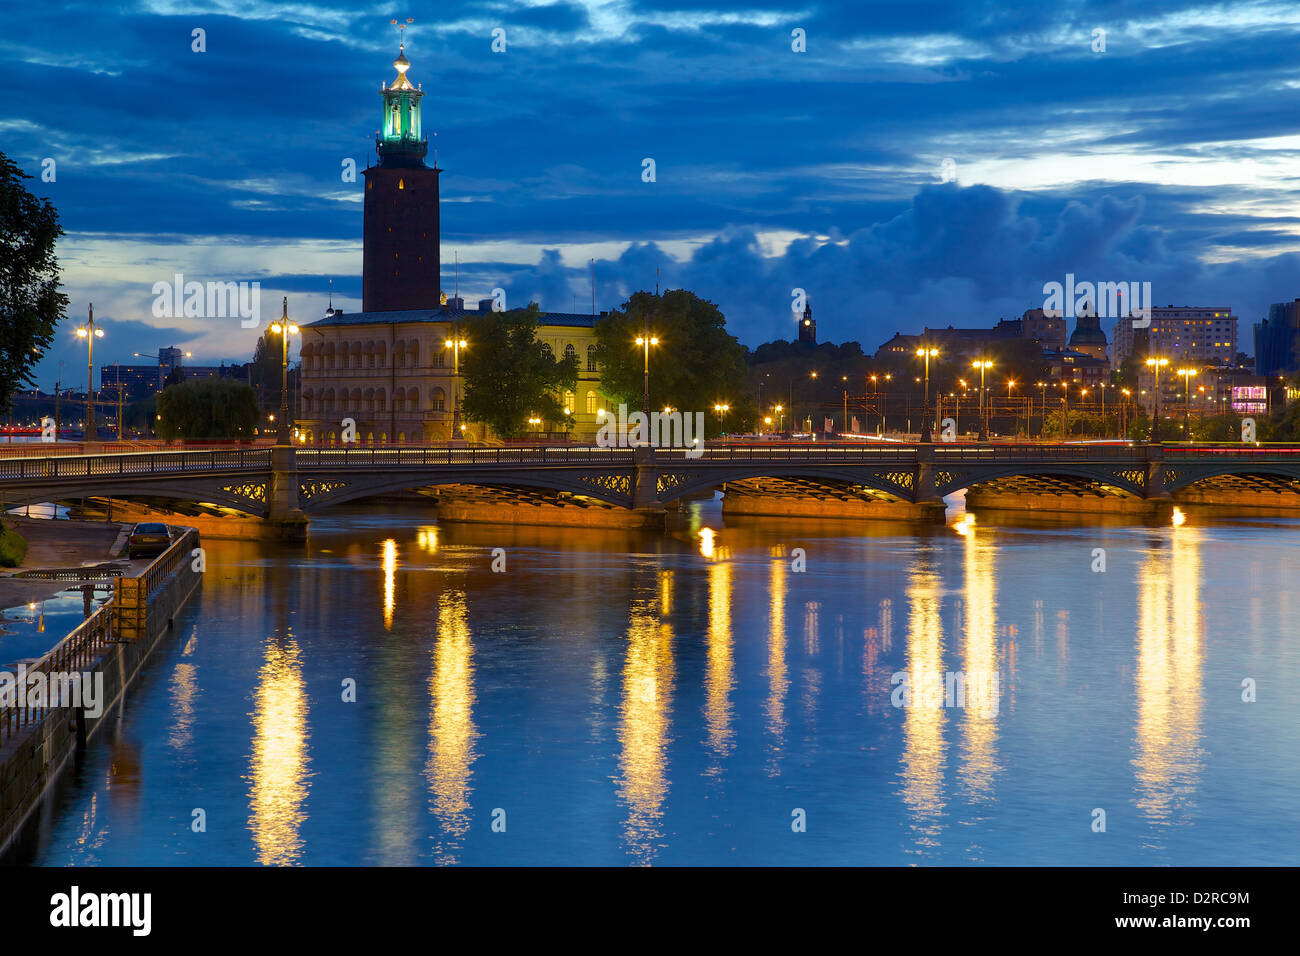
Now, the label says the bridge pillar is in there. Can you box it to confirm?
[269,445,309,540]
[912,444,945,505]
[630,444,667,524]
[1143,444,1172,500]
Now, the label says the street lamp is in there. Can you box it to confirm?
[1177,367,1197,443]
[75,304,104,442]
[714,402,729,435]
[774,403,784,432]
[1145,357,1169,442]
[269,297,300,445]
[916,347,939,441]
[971,359,992,440]
[444,333,468,436]
[635,334,658,418]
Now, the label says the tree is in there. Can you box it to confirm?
[163,366,185,389]
[156,378,259,440]
[594,289,749,436]
[460,304,578,438]
[0,151,67,412]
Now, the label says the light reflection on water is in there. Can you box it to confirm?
[14,503,1300,865]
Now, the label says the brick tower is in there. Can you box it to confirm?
[362,34,441,311]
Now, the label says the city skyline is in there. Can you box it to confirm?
[3,1,1299,389]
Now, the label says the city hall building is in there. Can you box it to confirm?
[298,41,605,444]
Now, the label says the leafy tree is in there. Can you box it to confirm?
[594,289,749,436]
[156,378,259,440]
[163,366,185,389]
[460,304,578,438]
[0,152,67,412]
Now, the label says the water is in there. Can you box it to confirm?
[15,500,1300,865]
[0,584,113,666]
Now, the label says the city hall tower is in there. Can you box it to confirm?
[362,35,441,311]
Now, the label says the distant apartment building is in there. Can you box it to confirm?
[1253,298,1300,376]
[100,363,161,400]
[1111,306,1237,367]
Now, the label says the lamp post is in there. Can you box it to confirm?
[635,333,658,419]
[1145,357,1169,442]
[971,359,992,440]
[269,297,300,445]
[1059,381,1070,439]
[444,331,468,437]
[916,347,938,441]
[1035,381,1047,438]
[774,404,785,433]
[713,402,729,435]
[75,304,104,442]
[1177,367,1197,442]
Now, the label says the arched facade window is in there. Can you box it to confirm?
[587,344,597,372]
[586,390,598,414]
[564,343,577,366]
[540,343,554,360]
[431,387,446,411]
[406,386,419,411]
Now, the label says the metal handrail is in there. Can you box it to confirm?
[0,597,115,747]
[0,526,198,747]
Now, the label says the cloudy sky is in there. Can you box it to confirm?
[3,0,1299,386]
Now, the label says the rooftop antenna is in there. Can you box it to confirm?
[590,258,595,315]
[327,278,334,315]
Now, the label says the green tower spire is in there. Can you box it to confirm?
[377,31,427,168]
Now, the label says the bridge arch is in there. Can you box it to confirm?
[656,464,916,505]
[937,464,1148,499]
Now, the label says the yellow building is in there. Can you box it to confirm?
[298,301,607,444]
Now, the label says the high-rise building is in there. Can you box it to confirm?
[1112,306,1237,367]
[361,36,441,312]
[1254,299,1300,376]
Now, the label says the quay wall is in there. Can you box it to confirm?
[0,529,202,859]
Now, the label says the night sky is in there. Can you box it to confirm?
[3,0,1298,386]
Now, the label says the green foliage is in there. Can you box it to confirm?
[156,378,259,439]
[0,151,68,412]
[0,520,28,567]
[594,290,750,436]
[460,304,578,438]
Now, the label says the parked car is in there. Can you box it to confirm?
[127,522,173,559]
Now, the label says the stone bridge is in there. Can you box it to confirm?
[3,442,1300,532]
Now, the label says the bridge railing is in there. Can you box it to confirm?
[0,448,273,482]
[295,446,641,467]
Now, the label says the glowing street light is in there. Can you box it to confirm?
[1146,356,1170,442]
[269,297,301,445]
[1177,367,1197,442]
[443,333,468,436]
[713,402,730,434]
[916,347,939,441]
[635,334,658,418]
[75,304,105,442]
[971,358,993,440]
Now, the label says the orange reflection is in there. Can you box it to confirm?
[1133,529,1206,836]
[246,636,311,866]
[615,594,675,865]
[704,561,734,770]
[426,590,478,863]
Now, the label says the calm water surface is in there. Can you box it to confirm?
[16,500,1300,865]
